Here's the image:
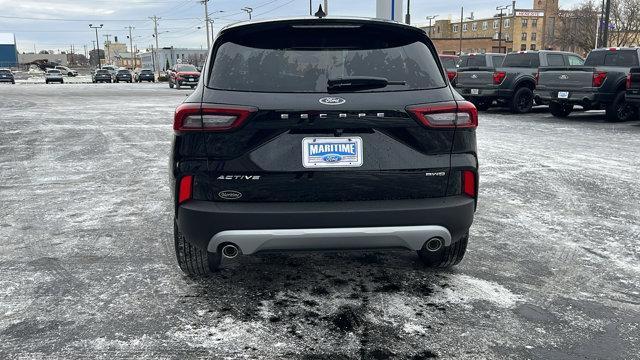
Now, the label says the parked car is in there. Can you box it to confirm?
[456,50,584,113]
[114,69,133,83]
[0,68,15,84]
[92,69,112,83]
[168,64,200,89]
[456,53,506,110]
[536,48,639,121]
[45,69,64,84]
[54,65,78,77]
[136,68,155,82]
[439,54,460,85]
[170,17,478,276]
[101,65,118,77]
[626,66,640,111]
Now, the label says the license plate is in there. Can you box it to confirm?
[188,78,196,82]
[558,91,569,99]
[471,89,479,95]
[302,137,363,168]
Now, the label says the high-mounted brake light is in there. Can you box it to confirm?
[407,101,478,129]
[178,175,193,204]
[493,71,506,85]
[592,71,607,87]
[173,103,256,132]
[462,170,476,198]
[446,70,458,82]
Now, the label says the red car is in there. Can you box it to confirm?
[439,55,460,85]
[169,64,201,89]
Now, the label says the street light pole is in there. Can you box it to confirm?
[602,0,611,47]
[126,26,135,69]
[405,0,411,25]
[242,7,253,20]
[89,24,103,68]
[459,7,463,55]
[426,15,438,37]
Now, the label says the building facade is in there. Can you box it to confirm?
[421,0,558,54]
[0,33,18,68]
[139,48,208,71]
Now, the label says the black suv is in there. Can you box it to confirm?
[170,18,478,276]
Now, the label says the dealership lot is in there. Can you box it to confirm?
[0,84,639,359]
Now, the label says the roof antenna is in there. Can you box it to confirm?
[315,4,326,18]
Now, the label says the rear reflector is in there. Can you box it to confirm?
[446,70,457,82]
[462,170,476,198]
[178,175,193,204]
[407,101,478,129]
[174,103,256,132]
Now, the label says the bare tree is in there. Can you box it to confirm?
[553,1,599,54]
[609,0,640,46]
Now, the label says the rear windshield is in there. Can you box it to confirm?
[502,53,540,68]
[141,69,153,73]
[439,57,458,70]
[209,27,445,93]
[459,55,486,68]
[117,70,129,74]
[176,65,197,72]
[96,70,109,74]
[0,69,10,74]
[48,70,60,73]
[585,50,639,67]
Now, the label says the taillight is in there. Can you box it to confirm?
[178,175,193,204]
[462,170,476,198]
[534,71,540,85]
[493,71,506,85]
[173,103,256,132]
[626,73,632,89]
[446,70,457,82]
[407,101,478,129]
[592,71,607,87]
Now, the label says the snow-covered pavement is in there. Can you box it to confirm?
[0,83,639,359]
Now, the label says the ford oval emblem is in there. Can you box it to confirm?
[471,74,478,79]
[322,154,343,162]
[319,97,346,105]
[559,74,569,80]
[218,190,242,200]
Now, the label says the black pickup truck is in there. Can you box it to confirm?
[456,50,584,113]
[535,48,639,121]
[625,67,640,110]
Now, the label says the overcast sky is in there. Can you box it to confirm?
[0,0,581,54]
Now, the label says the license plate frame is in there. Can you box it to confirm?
[557,91,569,99]
[302,137,363,168]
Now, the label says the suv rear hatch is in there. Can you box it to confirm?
[180,20,468,203]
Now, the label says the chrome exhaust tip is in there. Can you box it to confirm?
[221,244,239,259]
[424,237,444,252]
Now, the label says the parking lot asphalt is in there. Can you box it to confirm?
[0,83,639,360]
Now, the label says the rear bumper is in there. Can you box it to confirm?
[177,196,475,253]
[457,86,512,100]
[626,91,640,105]
[534,89,615,106]
[0,78,14,82]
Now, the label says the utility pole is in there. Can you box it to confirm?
[126,26,135,69]
[150,16,161,74]
[459,7,463,55]
[242,7,253,20]
[83,44,87,59]
[426,15,438,37]
[324,0,328,15]
[496,5,511,54]
[405,0,411,25]
[602,0,611,47]
[103,34,112,65]
[201,0,211,49]
[309,0,312,15]
[89,24,103,68]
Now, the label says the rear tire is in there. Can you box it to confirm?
[169,81,174,89]
[510,87,534,114]
[417,233,469,268]
[174,222,221,276]
[606,91,637,122]
[549,102,573,118]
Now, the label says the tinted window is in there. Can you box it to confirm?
[141,69,153,73]
[585,50,639,67]
[459,55,486,68]
[546,54,565,66]
[48,70,60,73]
[211,39,445,93]
[491,55,505,67]
[117,70,129,74]
[0,69,10,74]
[96,70,109,74]
[502,53,540,67]
[440,57,458,70]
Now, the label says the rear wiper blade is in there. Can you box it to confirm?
[327,76,406,92]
